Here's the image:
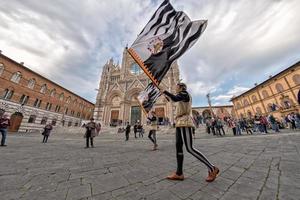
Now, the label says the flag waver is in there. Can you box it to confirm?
[130,0,207,114]
[128,0,207,86]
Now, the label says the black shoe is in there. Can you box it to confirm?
[0,144,7,147]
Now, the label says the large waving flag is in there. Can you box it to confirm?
[128,0,207,86]
[136,83,161,113]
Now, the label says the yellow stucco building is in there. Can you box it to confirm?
[231,61,300,119]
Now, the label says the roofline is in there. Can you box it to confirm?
[231,60,300,101]
[0,53,94,105]
[192,105,233,109]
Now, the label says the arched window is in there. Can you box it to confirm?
[0,63,4,76]
[41,117,47,125]
[27,78,36,89]
[247,110,252,118]
[19,94,29,105]
[243,99,249,106]
[251,95,258,102]
[11,72,22,83]
[255,107,262,114]
[2,89,14,100]
[130,63,143,75]
[267,103,273,112]
[50,89,56,97]
[262,90,269,99]
[28,115,36,123]
[281,98,294,109]
[292,74,300,85]
[59,93,64,101]
[40,84,47,94]
[236,102,241,109]
[275,83,284,93]
[66,96,71,104]
[73,99,77,106]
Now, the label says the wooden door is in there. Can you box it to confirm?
[9,112,23,132]
[110,110,119,124]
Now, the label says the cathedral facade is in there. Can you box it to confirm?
[94,48,180,125]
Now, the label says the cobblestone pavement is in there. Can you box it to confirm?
[0,129,300,200]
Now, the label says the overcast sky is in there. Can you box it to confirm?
[1,0,300,106]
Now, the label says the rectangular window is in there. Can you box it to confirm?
[33,98,39,107]
[38,100,42,108]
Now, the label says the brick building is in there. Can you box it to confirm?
[231,61,300,119]
[0,52,94,132]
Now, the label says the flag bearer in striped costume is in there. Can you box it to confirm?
[162,83,219,182]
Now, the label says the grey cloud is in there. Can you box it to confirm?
[0,0,299,105]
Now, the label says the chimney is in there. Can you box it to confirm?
[254,83,257,86]
[269,75,273,79]
[20,62,24,65]
[0,50,2,54]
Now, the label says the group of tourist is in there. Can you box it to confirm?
[204,112,300,136]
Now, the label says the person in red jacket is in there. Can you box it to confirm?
[0,114,10,147]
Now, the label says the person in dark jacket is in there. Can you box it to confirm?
[42,123,53,143]
[125,123,131,141]
[0,114,10,147]
[84,118,96,148]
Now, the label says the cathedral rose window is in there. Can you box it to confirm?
[130,63,143,75]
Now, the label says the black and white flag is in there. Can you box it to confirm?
[136,83,161,113]
[128,0,207,86]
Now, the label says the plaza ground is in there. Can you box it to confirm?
[0,127,300,200]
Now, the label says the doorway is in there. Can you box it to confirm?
[9,112,23,132]
[131,106,141,125]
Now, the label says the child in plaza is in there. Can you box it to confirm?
[147,110,158,150]
[161,83,219,182]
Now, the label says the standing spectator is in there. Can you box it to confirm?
[260,115,268,134]
[42,123,53,143]
[288,113,296,129]
[254,115,261,133]
[268,114,279,132]
[84,118,96,148]
[295,113,300,129]
[0,114,10,147]
[216,118,225,136]
[96,122,101,135]
[125,122,131,141]
[133,123,138,138]
[138,124,144,138]
[245,119,253,134]
[206,119,211,134]
[211,118,216,135]
[228,118,237,136]
[235,119,242,135]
